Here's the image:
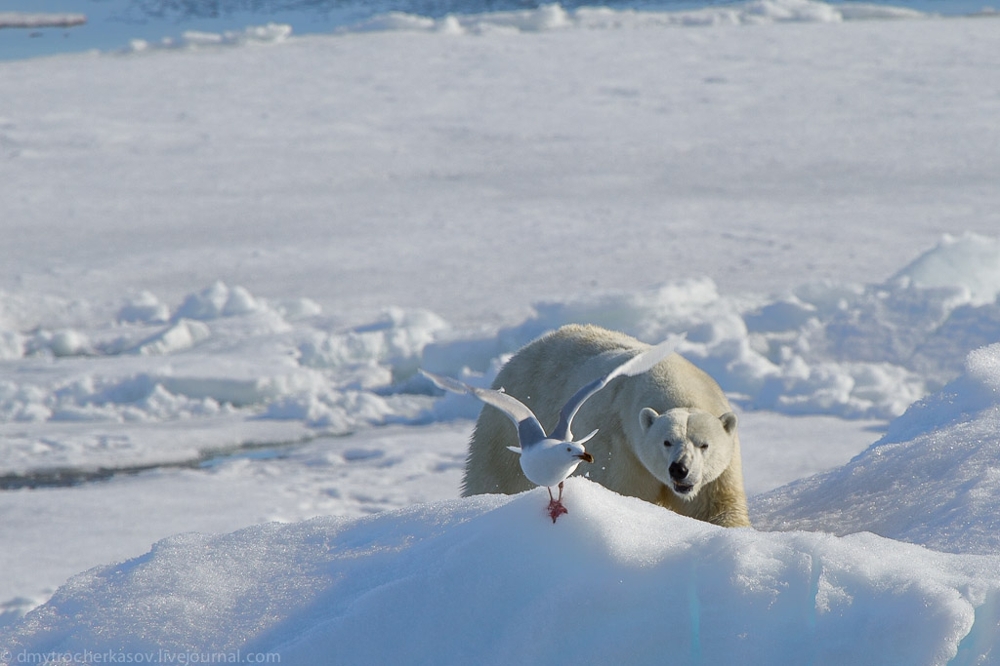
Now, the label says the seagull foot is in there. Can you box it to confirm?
[547,499,569,523]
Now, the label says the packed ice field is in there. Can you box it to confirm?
[2,0,1000,662]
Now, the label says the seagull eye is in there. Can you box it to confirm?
[566,446,572,452]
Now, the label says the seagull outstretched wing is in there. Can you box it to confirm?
[420,370,548,448]
[549,334,684,442]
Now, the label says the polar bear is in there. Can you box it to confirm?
[462,324,750,527]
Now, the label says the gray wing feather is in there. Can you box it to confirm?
[550,334,684,442]
[466,386,548,448]
[420,369,548,448]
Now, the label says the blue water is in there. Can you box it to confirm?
[0,0,994,62]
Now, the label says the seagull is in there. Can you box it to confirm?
[421,334,682,522]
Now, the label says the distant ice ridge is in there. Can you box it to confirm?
[122,23,292,54]
[2,233,1000,475]
[343,0,927,35]
[104,0,936,57]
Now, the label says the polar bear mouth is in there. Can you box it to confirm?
[672,481,695,495]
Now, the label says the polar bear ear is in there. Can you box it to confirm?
[719,412,737,435]
[639,407,660,432]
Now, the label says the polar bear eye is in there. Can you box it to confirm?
[663,440,672,448]
[699,443,709,450]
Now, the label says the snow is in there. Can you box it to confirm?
[122,24,293,54]
[4,481,1000,664]
[2,0,1000,660]
[892,233,1000,306]
[754,343,1000,555]
[346,0,929,34]
[3,236,995,478]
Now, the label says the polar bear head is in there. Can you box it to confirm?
[636,407,738,500]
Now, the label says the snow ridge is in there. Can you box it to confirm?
[3,234,1000,477]
[341,0,928,35]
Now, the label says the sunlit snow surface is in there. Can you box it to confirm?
[3,0,1000,661]
[5,480,1000,664]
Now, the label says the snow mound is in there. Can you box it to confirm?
[3,479,998,664]
[342,0,926,35]
[117,291,171,325]
[891,232,1000,306]
[753,343,1000,555]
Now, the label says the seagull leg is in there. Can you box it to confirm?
[546,482,569,523]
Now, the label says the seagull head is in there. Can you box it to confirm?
[518,438,595,489]
[560,440,594,465]
[548,441,594,483]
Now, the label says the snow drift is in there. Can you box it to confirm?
[3,479,999,665]
[754,341,1000,556]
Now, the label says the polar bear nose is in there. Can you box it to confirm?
[669,461,688,481]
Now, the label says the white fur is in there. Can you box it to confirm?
[636,407,738,500]
[462,324,751,527]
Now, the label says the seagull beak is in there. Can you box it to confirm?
[577,452,594,463]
